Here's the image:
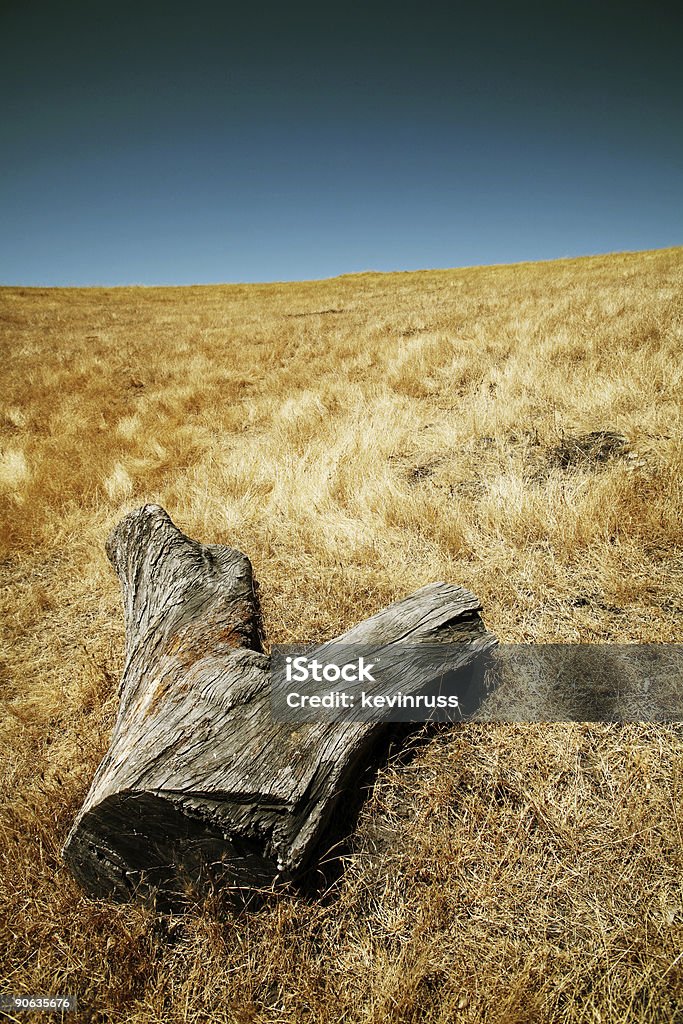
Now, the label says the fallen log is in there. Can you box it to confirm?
[63,505,496,904]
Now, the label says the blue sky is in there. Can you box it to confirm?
[1,1,681,285]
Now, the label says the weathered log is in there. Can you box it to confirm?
[63,505,496,904]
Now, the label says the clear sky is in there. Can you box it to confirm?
[1,0,681,285]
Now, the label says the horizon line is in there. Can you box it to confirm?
[1,244,681,291]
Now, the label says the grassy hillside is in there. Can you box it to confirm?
[1,247,682,1022]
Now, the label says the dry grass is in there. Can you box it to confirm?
[0,247,682,1022]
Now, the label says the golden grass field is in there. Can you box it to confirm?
[1,247,682,1022]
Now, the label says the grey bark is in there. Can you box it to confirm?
[62,504,496,904]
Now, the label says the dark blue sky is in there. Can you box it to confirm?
[1,1,681,285]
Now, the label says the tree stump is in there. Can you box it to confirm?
[62,505,496,904]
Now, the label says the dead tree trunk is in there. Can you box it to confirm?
[63,505,496,904]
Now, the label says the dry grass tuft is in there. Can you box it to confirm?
[548,430,631,469]
[1,247,682,1022]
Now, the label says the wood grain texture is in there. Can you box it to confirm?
[62,505,497,903]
